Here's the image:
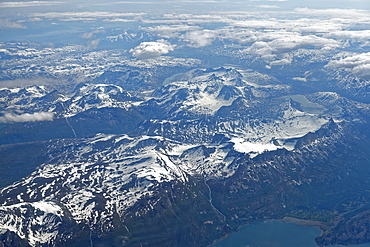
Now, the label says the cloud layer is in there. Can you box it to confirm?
[0,112,54,123]
[132,8,369,66]
[2,5,370,76]
[0,1,64,8]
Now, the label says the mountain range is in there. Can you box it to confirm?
[0,66,370,246]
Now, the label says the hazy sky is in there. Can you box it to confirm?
[0,0,369,14]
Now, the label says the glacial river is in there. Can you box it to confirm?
[211,220,370,247]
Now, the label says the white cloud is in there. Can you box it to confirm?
[0,112,54,123]
[142,13,232,25]
[182,30,217,47]
[245,32,340,57]
[292,77,307,82]
[27,17,43,22]
[103,18,136,23]
[86,39,100,50]
[142,24,200,38]
[294,8,370,18]
[230,19,279,29]
[31,12,146,21]
[327,31,370,42]
[328,53,370,68]
[223,15,368,50]
[0,19,26,29]
[290,19,344,33]
[327,52,370,79]
[229,18,346,34]
[130,40,176,59]
[270,58,292,66]
[257,5,280,9]
[138,14,350,63]
[82,29,105,39]
[216,27,257,43]
[352,63,370,79]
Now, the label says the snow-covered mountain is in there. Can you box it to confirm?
[0,66,370,247]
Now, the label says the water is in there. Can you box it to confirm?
[211,220,370,247]
[288,94,326,115]
[163,73,185,85]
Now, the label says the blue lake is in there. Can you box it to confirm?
[211,220,370,247]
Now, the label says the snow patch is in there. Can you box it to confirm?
[231,138,279,154]
[0,201,63,247]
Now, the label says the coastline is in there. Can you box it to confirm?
[278,216,330,232]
